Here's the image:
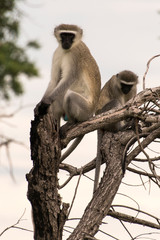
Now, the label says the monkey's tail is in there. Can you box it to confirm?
[60,135,84,162]
[93,129,103,194]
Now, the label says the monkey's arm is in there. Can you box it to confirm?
[42,69,76,105]
[35,65,76,116]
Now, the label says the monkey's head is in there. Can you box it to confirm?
[117,70,138,95]
[54,24,83,50]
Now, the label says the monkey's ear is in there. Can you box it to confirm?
[116,73,119,78]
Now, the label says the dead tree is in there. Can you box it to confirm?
[26,114,69,240]
[27,86,160,240]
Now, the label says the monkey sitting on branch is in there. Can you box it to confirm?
[34,24,101,160]
[93,70,138,193]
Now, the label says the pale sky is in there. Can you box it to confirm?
[0,0,160,239]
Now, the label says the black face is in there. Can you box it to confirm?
[121,83,133,95]
[60,32,75,50]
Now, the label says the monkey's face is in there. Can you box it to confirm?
[121,83,133,95]
[60,32,75,50]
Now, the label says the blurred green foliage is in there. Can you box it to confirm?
[0,0,40,100]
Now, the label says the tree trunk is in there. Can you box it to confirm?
[26,113,69,240]
[67,131,126,240]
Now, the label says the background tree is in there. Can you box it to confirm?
[0,0,39,100]
[0,0,40,177]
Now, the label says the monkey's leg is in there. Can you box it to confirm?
[63,90,92,122]
[93,129,103,194]
[60,90,93,161]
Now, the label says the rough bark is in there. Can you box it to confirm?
[67,125,160,239]
[67,131,126,240]
[26,113,69,240]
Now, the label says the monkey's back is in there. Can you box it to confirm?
[70,41,101,111]
[96,75,118,113]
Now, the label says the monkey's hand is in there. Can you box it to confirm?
[34,101,50,117]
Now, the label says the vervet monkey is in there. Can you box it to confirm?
[35,24,101,161]
[93,70,138,193]
[96,70,138,115]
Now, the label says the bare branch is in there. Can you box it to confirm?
[127,167,160,179]
[134,156,160,162]
[59,174,74,189]
[122,133,149,171]
[126,127,160,167]
[83,235,100,240]
[0,135,27,148]
[143,54,160,90]
[0,104,33,119]
[135,119,160,186]
[111,205,160,225]
[67,169,82,218]
[0,209,33,236]
[0,135,28,179]
[97,229,120,240]
[111,206,134,239]
[108,210,160,230]
[60,158,96,175]
[134,231,160,240]
[59,158,98,188]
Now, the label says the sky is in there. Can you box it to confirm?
[0,0,160,239]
